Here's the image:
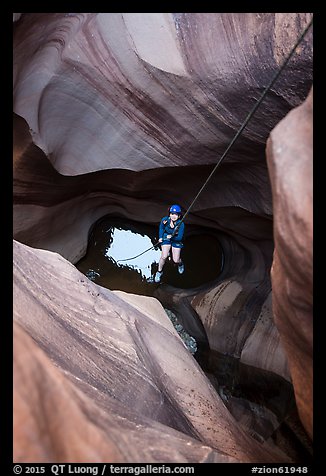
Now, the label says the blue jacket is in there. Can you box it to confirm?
[159,216,185,244]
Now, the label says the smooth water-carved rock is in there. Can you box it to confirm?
[13,240,290,463]
[13,13,312,175]
[192,286,290,381]
[15,321,243,463]
[13,13,313,460]
[266,89,313,439]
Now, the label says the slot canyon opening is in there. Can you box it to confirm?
[75,213,312,461]
[75,214,224,356]
[76,215,224,295]
[12,12,313,465]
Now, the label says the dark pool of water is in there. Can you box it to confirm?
[75,216,312,460]
[76,216,223,296]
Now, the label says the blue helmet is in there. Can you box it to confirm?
[169,204,181,214]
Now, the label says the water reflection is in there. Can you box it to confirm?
[76,216,223,295]
[104,228,161,280]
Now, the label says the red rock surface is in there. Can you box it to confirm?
[266,89,313,439]
[13,13,312,174]
[13,240,289,463]
[13,13,313,461]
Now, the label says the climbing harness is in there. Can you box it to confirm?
[116,17,313,264]
[116,216,181,263]
[116,217,180,263]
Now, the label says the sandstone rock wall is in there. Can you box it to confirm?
[13,13,313,461]
[266,89,313,438]
[13,239,289,463]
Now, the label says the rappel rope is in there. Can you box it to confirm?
[116,238,162,262]
[117,17,313,264]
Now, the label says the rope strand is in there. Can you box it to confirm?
[117,17,313,261]
[116,242,159,263]
[173,16,313,232]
